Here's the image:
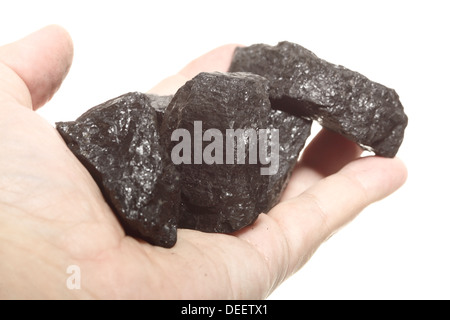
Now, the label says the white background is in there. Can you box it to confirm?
[1,0,449,299]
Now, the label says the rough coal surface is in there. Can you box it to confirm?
[161,72,272,233]
[264,109,311,210]
[229,41,408,157]
[56,92,180,248]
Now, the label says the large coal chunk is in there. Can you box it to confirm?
[56,92,180,248]
[161,72,271,233]
[229,41,408,157]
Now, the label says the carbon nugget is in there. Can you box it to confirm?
[229,41,408,157]
[56,92,180,248]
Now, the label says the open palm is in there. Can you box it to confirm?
[0,26,407,299]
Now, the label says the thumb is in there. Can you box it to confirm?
[0,25,73,110]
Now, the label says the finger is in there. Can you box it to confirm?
[238,156,407,287]
[281,128,363,201]
[147,73,189,96]
[0,25,73,110]
[178,44,241,79]
[148,44,240,95]
[0,61,31,108]
[276,156,407,274]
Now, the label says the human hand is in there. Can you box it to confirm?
[0,26,407,299]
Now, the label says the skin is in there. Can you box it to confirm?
[0,25,407,299]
